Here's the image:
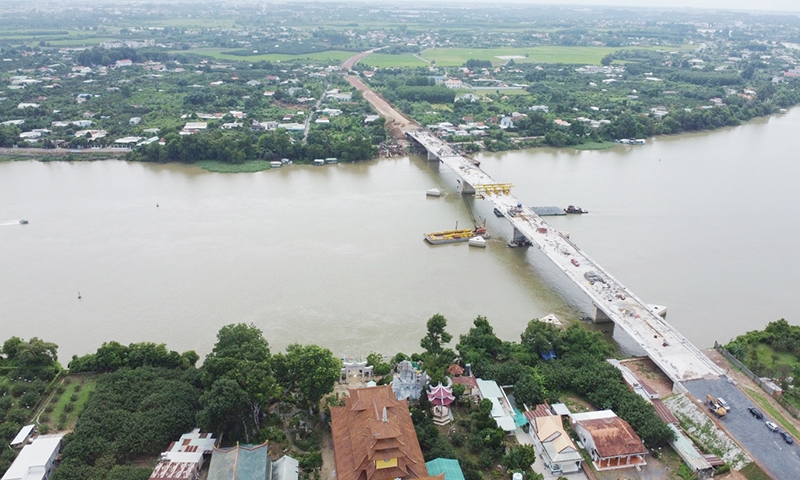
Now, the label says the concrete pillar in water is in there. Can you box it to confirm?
[593,304,614,323]
[427,150,439,161]
[460,179,475,195]
[512,226,527,243]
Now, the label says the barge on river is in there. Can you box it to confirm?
[424,227,488,245]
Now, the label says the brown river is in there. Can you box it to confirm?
[2,109,799,362]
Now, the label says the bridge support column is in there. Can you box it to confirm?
[512,227,527,243]
[427,150,439,161]
[593,305,614,324]
[457,179,475,195]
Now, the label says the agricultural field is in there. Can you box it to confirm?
[419,45,688,66]
[184,48,354,63]
[35,374,97,432]
[359,53,429,68]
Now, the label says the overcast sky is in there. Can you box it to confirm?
[427,0,800,13]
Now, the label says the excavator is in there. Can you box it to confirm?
[706,394,727,418]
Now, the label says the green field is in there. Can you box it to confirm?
[358,53,428,68]
[420,46,687,66]
[574,141,616,151]
[40,375,96,431]
[184,48,354,64]
[196,159,274,173]
[146,18,237,28]
[46,37,114,47]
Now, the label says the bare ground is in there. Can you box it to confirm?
[622,357,675,398]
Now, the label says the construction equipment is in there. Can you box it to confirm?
[706,394,727,418]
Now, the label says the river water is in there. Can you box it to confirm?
[2,109,799,362]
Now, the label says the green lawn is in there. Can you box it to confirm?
[740,462,772,480]
[358,53,429,68]
[46,37,114,46]
[183,48,354,64]
[196,159,274,173]
[574,141,616,151]
[420,45,688,66]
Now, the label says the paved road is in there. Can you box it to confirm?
[684,378,800,479]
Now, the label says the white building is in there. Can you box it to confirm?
[149,429,216,480]
[2,434,64,480]
[9,425,35,449]
[475,379,516,431]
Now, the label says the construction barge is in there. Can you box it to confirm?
[424,227,488,245]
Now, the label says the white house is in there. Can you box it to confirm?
[1,434,64,480]
[475,379,516,431]
[527,412,583,475]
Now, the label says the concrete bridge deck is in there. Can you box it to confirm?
[408,129,724,385]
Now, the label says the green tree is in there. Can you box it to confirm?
[274,344,341,412]
[420,314,453,356]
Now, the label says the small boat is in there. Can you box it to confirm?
[19,219,28,224]
[564,205,588,214]
[468,236,486,248]
[507,238,531,248]
[493,207,504,217]
[426,188,441,197]
[425,226,487,245]
[571,258,580,267]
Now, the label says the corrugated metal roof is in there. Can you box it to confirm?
[273,455,299,480]
[667,424,712,472]
[425,458,465,480]
[476,379,503,399]
[575,415,648,458]
[208,444,270,480]
[10,425,35,447]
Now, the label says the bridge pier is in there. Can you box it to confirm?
[427,150,439,161]
[512,226,527,243]
[593,305,614,324]
[456,178,475,195]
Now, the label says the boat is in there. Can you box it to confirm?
[507,238,531,248]
[19,219,28,224]
[493,207,504,217]
[468,236,486,248]
[424,226,488,245]
[426,188,441,197]
[564,205,588,214]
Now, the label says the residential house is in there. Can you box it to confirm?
[181,122,207,135]
[331,385,436,480]
[475,379,516,431]
[149,429,216,480]
[499,117,514,129]
[571,410,648,471]
[115,59,133,67]
[1,434,64,480]
[130,117,141,125]
[525,409,582,475]
[444,79,464,89]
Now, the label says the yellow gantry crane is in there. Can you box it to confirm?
[473,183,513,196]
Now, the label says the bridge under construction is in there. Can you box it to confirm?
[407,128,724,387]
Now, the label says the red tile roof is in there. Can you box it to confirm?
[331,385,430,480]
